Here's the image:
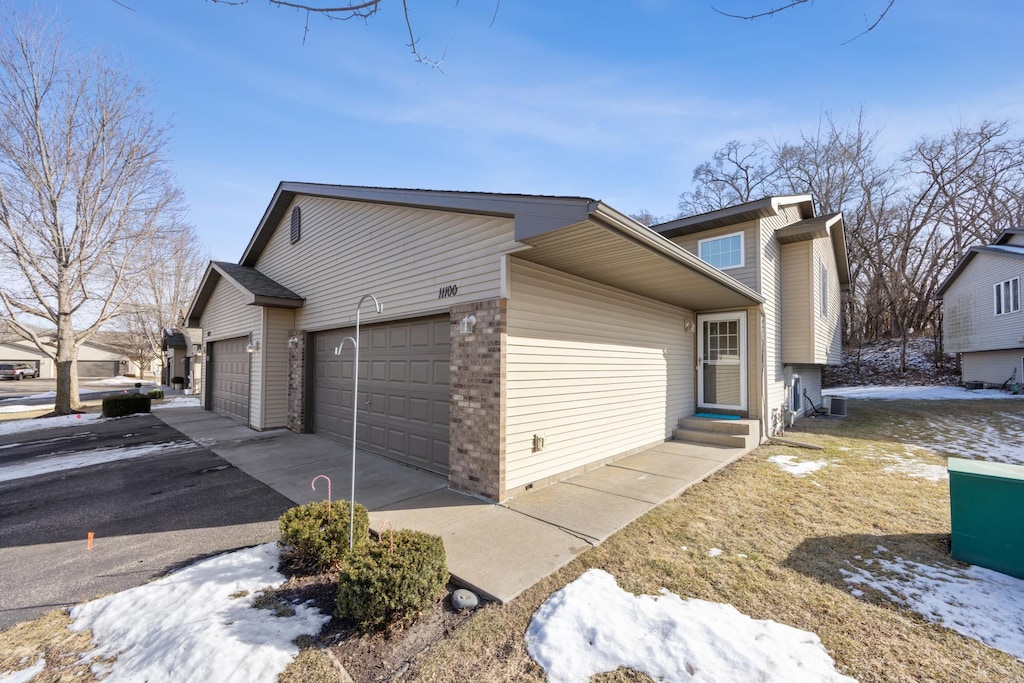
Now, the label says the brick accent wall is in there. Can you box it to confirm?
[449,299,506,501]
[287,330,306,433]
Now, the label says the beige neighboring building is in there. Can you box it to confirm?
[0,338,132,378]
[936,228,1024,387]
[187,184,849,502]
[162,328,203,392]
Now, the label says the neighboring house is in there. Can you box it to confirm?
[186,183,849,503]
[936,228,1024,386]
[162,328,204,391]
[0,338,131,378]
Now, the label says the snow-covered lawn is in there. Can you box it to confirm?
[151,395,201,409]
[0,412,105,436]
[67,543,329,683]
[526,569,855,682]
[0,441,195,483]
[842,547,1024,662]
[824,385,1024,400]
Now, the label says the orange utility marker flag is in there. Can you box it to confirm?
[87,532,94,551]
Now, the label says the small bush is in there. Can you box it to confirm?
[279,499,370,573]
[101,394,152,418]
[335,529,448,630]
[147,389,164,399]
[170,376,185,385]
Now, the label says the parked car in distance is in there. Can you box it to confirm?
[0,363,38,380]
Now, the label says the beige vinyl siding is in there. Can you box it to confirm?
[812,237,843,364]
[506,259,693,492]
[254,197,518,332]
[260,307,294,429]
[962,350,1024,385]
[788,364,823,416]
[757,212,789,421]
[199,279,261,410]
[1007,234,1024,247]
[942,252,1024,353]
[669,220,758,291]
[780,241,813,363]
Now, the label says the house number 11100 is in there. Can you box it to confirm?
[438,284,458,299]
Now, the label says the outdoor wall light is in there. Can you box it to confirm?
[684,319,696,333]
[246,333,260,353]
[458,314,477,334]
[287,335,300,347]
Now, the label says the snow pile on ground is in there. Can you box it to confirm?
[525,569,855,683]
[842,548,1024,662]
[70,543,329,683]
[863,446,949,482]
[768,454,829,477]
[0,412,105,436]
[824,385,1023,400]
[0,441,195,483]
[91,376,158,386]
[151,396,201,409]
[0,656,46,683]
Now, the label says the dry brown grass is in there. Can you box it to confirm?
[0,609,103,682]
[411,399,1024,683]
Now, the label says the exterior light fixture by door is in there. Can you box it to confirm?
[459,315,477,334]
[246,333,259,353]
[287,335,300,348]
[684,319,696,333]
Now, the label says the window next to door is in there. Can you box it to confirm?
[698,232,744,270]
[994,277,1020,315]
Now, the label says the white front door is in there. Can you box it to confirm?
[697,312,747,411]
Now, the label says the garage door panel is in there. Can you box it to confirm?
[314,314,450,474]
[210,337,249,425]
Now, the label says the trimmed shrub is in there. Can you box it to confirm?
[170,376,185,386]
[101,394,152,418]
[147,389,165,399]
[335,529,448,630]
[279,499,370,573]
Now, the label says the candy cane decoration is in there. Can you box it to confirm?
[311,474,332,520]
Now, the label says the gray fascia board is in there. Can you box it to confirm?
[654,195,814,239]
[588,202,764,306]
[239,182,596,267]
[251,294,306,308]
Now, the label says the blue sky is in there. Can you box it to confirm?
[29,0,1024,260]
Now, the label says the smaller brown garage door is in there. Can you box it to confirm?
[314,316,450,474]
[78,360,120,378]
[210,337,250,425]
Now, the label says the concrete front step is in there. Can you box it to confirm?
[673,416,760,450]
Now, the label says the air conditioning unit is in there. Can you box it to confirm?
[825,396,848,418]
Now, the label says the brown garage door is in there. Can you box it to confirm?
[210,337,250,425]
[78,360,119,378]
[314,315,450,474]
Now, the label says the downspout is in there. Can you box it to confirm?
[761,309,769,443]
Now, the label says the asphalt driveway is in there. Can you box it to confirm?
[0,413,295,630]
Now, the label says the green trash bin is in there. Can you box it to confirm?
[948,457,1024,579]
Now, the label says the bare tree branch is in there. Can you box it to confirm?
[713,0,897,43]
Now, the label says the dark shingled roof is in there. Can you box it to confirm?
[185,261,304,327]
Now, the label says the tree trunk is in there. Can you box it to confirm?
[53,306,79,414]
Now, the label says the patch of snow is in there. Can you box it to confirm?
[0,412,105,436]
[707,548,724,557]
[70,543,329,683]
[768,455,829,477]
[0,656,46,683]
[842,549,1024,662]
[824,385,1023,400]
[88,376,158,387]
[919,414,1024,465]
[151,396,201,409]
[525,569,856,683]
[0,441,194,483]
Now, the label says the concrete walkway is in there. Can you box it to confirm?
[153,406,748,603]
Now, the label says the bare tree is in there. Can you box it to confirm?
[678,139,782,216]
[112,226,207,380]
[0,10,188,413]
[713,0,897,44]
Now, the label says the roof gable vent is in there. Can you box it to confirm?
[290,206,301,244]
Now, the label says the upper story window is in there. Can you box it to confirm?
[820,261,830,318]
[698,231,744,270]
[290,206,301,244]
[994,277,1020,315]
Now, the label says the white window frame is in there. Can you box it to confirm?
[994,277,1020,315]
[698,231,745,270]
